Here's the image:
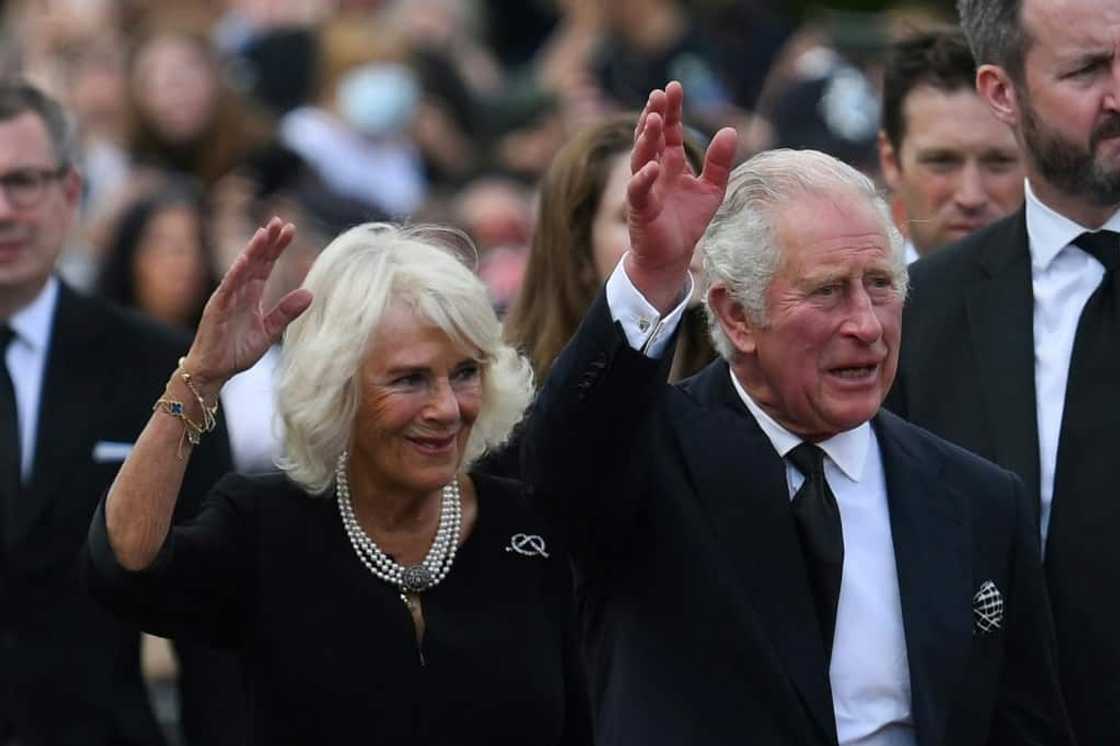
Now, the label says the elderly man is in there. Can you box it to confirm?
[886,0,1120,742]
[0,81,242,745]
[878,28,1023,261]
[524,82,1072,746]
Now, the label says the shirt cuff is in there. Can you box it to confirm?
[605,255,693,358]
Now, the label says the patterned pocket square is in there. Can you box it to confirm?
[973,580,1003,635]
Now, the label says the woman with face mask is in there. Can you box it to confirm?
[279,60,427,219]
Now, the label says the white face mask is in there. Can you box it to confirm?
[336,63,420,138]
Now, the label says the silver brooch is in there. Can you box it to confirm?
[506,533,549,558]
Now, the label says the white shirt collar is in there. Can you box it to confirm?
[903,239,920,265]
[727,366,870,482]
[8,275,58,353]
[1025,178,1120,271]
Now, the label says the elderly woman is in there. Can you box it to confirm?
[85,219,589,744]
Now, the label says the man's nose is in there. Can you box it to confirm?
[1104,57,1120,114]
[844,287,884,342]
[954,163,988,212]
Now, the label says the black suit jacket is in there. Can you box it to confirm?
[886,207,1118,745]
[525,290,1072,746]
[885,210,1040,505]
[0,282,242,746]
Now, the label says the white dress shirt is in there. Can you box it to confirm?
[731,375,915,746]
[606,258,916,746]
[5,276,58,482]
[604,259,693,357]
[1024,181,1120,545]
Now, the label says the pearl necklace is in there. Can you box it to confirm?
[335,451,462,605]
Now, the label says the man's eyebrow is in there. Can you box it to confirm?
[1063,49,1113,68]
[980,148,1019,158]
[796,270,846,287]
[915,148,962,160]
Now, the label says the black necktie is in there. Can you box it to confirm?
[787,443,844,658]
[1046,231,1120,646]
[0,324,20,540]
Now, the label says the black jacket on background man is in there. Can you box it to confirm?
[886,208,1119,745]
[1,282,244,746]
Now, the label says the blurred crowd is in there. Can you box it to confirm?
[0,0,958,317]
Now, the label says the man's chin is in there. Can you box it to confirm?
[816,398,884,437]
[938,228,972,247]
[1086,164,1120,205]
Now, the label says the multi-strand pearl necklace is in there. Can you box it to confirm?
[335,451,462,606]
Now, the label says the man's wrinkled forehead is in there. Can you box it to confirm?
[773,188,900,268]
[1021,0,1120,64]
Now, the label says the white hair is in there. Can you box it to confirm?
[698,148,908,359]
[276,222,534,495]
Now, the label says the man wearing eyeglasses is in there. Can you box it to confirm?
[0,81,243,746]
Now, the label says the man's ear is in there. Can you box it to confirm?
[61,168,82,209]
[708,284,758,356]
[976,64,1020,128]
[878,130,902,192]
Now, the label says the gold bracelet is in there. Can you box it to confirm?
[152,398,204,459]
[177,357,219,433]
[153,397,207,441]
[152,360,221,460]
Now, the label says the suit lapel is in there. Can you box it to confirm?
[674,363,837,744]
[12,285,113,545]
[875,412,972,746]
[964,209,1041,504]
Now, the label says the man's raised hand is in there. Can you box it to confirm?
[626,81,737,313]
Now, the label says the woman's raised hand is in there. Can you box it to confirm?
[625,81,738,313]
[182,218,313,390]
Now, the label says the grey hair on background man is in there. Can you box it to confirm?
[276,222,534,494]
[0,79,79,168]
[698,148,906,361]
[957,0,1030,81]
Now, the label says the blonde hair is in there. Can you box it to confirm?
[276,222,534,494]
